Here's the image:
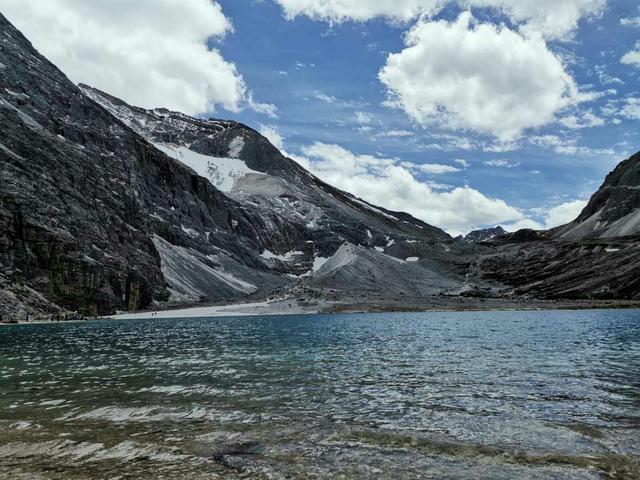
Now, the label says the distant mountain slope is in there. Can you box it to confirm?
[80,84,451,247]
[0,13,465,318]
[0,13,296,316]
[1,12,638,319]
[469,235,640,300]
[80,84,469,295]
[554,151,640,239]
[458,226,507,243]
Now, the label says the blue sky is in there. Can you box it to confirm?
[3,0,640,234]
[213,1,640,232]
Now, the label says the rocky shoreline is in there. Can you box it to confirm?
[3,296,639,324]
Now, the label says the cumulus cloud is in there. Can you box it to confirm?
[503,199,587,232]
[464,0,605,39]
[294,142,531,235]
[0,0,271,116]
[541,199,587,229]
[259,124,285,151]
[273,0,442,24]
[273,0,605,38]
[621,43,640,67]
[379,13,589,140]
[355,111,373,125]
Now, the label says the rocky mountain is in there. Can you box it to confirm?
[553,151,640,240]
[1,13,638,320]
[468,155,640,300]
[78,85,474,296]
[458,226,507,243]
[0,13,470,319]
[0,13,306,318]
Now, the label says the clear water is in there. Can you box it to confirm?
[0,310,639,479]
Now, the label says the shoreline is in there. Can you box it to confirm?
[3,297,640,325]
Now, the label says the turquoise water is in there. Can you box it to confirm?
[0,310,639,479]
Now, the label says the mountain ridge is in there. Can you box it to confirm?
[1,13,639,320]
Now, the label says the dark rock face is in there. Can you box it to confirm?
[0,14,460,319]
[0,13,290,317]
[79,85,467,298]
[1,13,638,318]
[470,236,640,300]
[459,226,507,243]
[554,151,640,239]
[468,152,640,300]
[81,84,451,250]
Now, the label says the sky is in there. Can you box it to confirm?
[1,0,639,236]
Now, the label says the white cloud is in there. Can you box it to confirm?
[621,43,640,67]
[259,124,285,151]
[484,159,520,168]
[620,98,640,120]
[621,17,640,27]
[454,159,469,168]
[311,91,339,104]
[294,142,531,235]
[541,199,587,229]
[0,0,272,116]
[379,13,589,140]
[248,94,279,119]
[594,65,624,85]
[376,129,414,138]
[503,199,588,232]
[355,111,373,125]
[274,0,604,39]
[274,0,442,24]
[405,163,461,174]
[559,110,605,129]
[528,135,615,156]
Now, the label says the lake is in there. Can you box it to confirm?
[0,310,639,479]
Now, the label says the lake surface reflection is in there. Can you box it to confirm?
[0,309,639,479]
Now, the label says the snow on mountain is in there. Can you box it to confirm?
[153,142,261,193]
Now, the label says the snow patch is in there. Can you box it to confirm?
[406,257,420,262]
[154,143,259,192]
[228,136,245,158]
[260,249,304,262]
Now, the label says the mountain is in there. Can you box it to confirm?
[553,151,640,239]
[1,13,638,320]
[0,13,304,318]
[468,155,640,300]
[77,85,473,295]
[0,13,468,319]
[458,226,507,243]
